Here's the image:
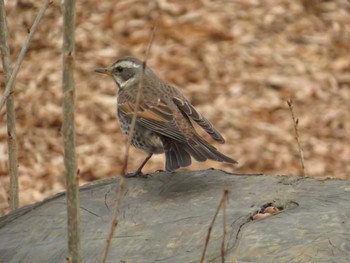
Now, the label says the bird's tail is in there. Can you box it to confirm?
[163,136,237,171]
[163,140,192,171]
[185,135,238,164]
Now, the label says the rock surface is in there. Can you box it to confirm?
[0,170,349,263]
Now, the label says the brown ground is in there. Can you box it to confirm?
[0,0,349,215]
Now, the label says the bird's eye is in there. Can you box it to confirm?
[115,66,123,72]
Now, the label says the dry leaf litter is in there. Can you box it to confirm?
[0,0,349,215]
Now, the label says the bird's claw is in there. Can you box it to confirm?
[126,171,149,178]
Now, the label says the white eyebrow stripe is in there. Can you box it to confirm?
[115,60,141,69]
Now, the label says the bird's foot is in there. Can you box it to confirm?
[126,171,149,178]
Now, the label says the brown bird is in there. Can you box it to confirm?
[95,56,237,176]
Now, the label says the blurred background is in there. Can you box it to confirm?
[0,0,349,215]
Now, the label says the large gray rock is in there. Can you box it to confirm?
[0,170,349,263]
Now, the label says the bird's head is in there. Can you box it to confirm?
[95,56,151,89]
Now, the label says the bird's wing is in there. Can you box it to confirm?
[118,99,188,142]
[173,96,225,143]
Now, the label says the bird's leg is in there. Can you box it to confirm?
[127,153,153,178]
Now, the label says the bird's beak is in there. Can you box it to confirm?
[94,67,112,76]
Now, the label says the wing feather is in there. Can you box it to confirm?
[118,100,187,142]
[173,97,225,143]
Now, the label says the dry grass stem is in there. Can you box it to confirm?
[200,188,229,263]
[287,98,307,177]
[0,0,18,210]
[100,24,157,263]
[0,0,52,111]
[62,0,81,262]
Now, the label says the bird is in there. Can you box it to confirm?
[95,56,237,177]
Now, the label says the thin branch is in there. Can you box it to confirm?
[221,189,228,263]
[200,188,229,263]
[0,0,52,111]
[287,98,307,176]
[99,176,125,263]
[100,25,158,263]
[0,0,18,210]
[62,0,81,262]
[121,25,157,176]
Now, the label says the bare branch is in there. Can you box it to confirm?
[101,24,158,263]
[99,176,125,263]
[221,189,228,263]
[287,97,307,176]
[0,0,52,111]
[62,0,81,262]
[200,188,229,263]
[0,0,19,210]
[121,25,157,176]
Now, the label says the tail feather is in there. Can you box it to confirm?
[163,140,191,171]
[182,143,207,162]
[163,135,237,172]
[173,142,191,167]
[187,136,238,164]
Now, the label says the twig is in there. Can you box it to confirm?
[221,189,228,263]
[62,0,81,262]
[0,0,18,210]
[99,175,125,263]
[100,25,158,263]
[200,188,229,263]
[287,98,307,176]
[121,25,157,176]
[0,0,52,111]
